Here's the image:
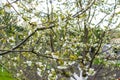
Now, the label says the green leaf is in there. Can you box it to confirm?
[0,8,4,15]
[93,58,103,65]
[22,16,29,21]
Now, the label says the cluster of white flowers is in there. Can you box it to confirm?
[7,36,15,45]
[36,62,42,66]
[63,43,67,47]
[107,60,116,65]
[45,50,51,54]
[48,69,54,77]
[16,73,20,77]
[37,68,42,77]
[51,52,59,58]
[87,68,96,76]
[57,66,67,69]
[13,63,17,67]
[24,61,32,66]
[16,70,23,77]
[11,57,17,61]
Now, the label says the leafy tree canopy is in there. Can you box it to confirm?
[0,0,120,80]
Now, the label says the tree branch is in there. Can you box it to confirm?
[0,49,32,52]
[0,24,55,55]
[72,0,96,18]
[89,31,105,68]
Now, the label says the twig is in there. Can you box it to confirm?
[72,0,96,18]
[88,8,96,25]
[94,14,108,27]
[31,51,57,59]
[6,0,20,15]
[0,49,32,52]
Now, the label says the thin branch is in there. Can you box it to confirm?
[88,7,96,25]
[0,24,55,55]
[94,14,108,27]
[89,1,118,63]
[31,51,57,59]
[72,0,96,18]
[106,0,117,29]
[50,34,55,52]
[87,8,91,22]
[8,0,20,4]
[77,0,83,10]
[99,46,112,54]
[0,49,56,59]
[0,49,32,52]
[89,31,105,68]
[6,0,20,15]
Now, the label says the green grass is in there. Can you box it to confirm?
[0,67,16,80]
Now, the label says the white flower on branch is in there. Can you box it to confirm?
[35,62,42,66]
[24,61,32,66]
[87,68,96,76]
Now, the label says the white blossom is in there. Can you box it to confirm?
[25,61,32,66]
[45,51,50,54]
[87,68,96,76]
[35,62,42,66]
[0,56,2,60]
[37,68,42,76]
[16,73,20,77]
[57,66,67,69]
[13,63,17,67]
